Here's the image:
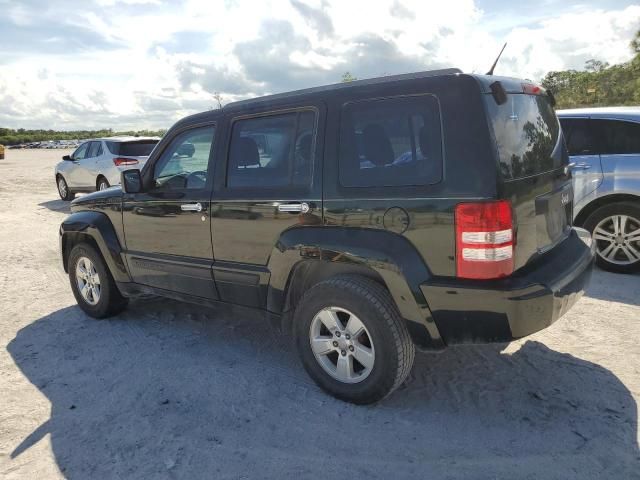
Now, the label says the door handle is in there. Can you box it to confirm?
[277,202,310,213]
[571,163,591,170]
[181,202,203,212]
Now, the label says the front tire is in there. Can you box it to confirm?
[583,201,640,274]
[294,275,415,404]
[57,175,75,201]
[68,243,128,318]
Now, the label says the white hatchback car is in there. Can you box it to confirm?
[55,136,160,200]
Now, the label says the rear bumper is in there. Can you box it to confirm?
[420,228,595,345]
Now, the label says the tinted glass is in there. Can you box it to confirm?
[591,119,640,155]
[227,111,315,188]
[153,126,215,190]
[73,142,89,160]
[87,141,101,158]
[484,94,562,179]
[560,118,597,155]
[106,140,158,156]
[339,96,442,187]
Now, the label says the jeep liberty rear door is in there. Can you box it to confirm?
[209,105,324,308]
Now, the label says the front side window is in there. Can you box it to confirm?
[560,118,596,155]
[153,126,215,190]
[73,142,89,160]
[339,96,443,187]
[591,119,640,155]
[227,110,316,189]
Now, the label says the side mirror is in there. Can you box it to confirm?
[121,169,143,194]
[63,154,73,161]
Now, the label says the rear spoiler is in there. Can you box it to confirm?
[487,79,556,107]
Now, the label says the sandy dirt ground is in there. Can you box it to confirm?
[1,149,639,479]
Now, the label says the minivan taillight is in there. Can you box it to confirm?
[113,157,138,166]
[455,200,514,279]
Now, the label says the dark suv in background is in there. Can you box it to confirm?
[59,69,594,404]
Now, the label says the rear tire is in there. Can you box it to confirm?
[583,201,640,274]
[97,177,110,191]
[294,275,415,404]
[57,175,75,201]
[68,243,128,318]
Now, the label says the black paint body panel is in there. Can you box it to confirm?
[58,70,595,350]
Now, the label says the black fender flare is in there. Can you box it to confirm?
[266,226,443,348]
[59,211,130,283]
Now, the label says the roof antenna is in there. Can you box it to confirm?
[486,42,507,76]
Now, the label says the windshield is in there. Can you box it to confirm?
[484,94,564,180]
[106,140,158,157]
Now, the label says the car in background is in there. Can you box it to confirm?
[0,144,4,159]
[55,136,160,201]
[558,107,640,273]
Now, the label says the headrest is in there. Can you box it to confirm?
[232,137,260,167]
[362,124,394,166]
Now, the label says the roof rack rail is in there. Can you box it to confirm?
[225,67,463,110]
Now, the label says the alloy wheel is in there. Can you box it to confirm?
[309,306,375,384]
[593,214,640,265]
[75,256,101,305]
[58,178,67,197]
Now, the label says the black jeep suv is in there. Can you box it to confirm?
[60,69,595,404]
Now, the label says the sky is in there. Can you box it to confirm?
[0,0,639,131]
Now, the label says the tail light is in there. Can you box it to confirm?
[455,200,514,279]
[113,157,138,166]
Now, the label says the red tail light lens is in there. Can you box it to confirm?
[455,200,514,279]
[521,83,542,95]
[113,157,139,166]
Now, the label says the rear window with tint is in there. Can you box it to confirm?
[106,140,158,157]
[484,94,563,179]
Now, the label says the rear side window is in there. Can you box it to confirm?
[591,119,640,155]
[87,141,102,158]
[484,94,562,179]
[227,110,316,189]
[560,118,597,155]
[106,140,158,157]
[339,96,442,187]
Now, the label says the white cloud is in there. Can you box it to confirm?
[0,0,638,130]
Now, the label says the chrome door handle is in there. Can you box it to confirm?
[181,202,203,212]
[277,202,310,213]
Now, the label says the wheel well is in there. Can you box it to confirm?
[575,194,640,227]
[61,232,101,273]
[96,175,108,189]
[279,260,386,335]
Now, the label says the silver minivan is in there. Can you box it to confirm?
[558,107,640,273]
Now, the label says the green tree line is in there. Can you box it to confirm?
[542,30,640,108]
[0,128,166,146]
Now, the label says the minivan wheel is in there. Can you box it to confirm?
[57,175,75,201]
[97,177,110,191]
[294,275,415,404]
[583,202,640,274]
[68,243,128,318]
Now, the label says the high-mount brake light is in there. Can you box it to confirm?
[522,83,542,95]
[113,157,139,166]
[455,200,515,279]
